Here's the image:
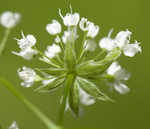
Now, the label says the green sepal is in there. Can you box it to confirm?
[69,80,80,117]
[77,77,113,102]
[64,40,76,71]
[35,77,65,93]
[35,68,67,76]
[76,48,121,76]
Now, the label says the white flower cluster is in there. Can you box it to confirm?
[99,29,141,57]
[0,11,21,29]
[14,6,142,113]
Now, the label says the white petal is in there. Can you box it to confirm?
[107,62,121,76]
[79,87,95,106]
[8,121,19,129]
[99,37,116,51]
[87,22,99,38]
[114,82,130,94]
[123,41,141,57]
[115,30,132,48]
[46,20,61,35]
[84,40,97,52]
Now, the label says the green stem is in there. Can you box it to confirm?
[0,29,11,55]
[57,74,75,126]
[0,76,61,129]
[94,49,106,61]
[33,47,60,68]
[77,33,87,63]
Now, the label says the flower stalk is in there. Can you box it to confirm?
[57,74,75,126]
[0,76,61,129]
[0,29,11,55]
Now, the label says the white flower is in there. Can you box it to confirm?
[123,41,141,57]
[79,87,95,106]
[62,28,78,43]
[107,62,130,94]
[12,47,37,60]
[46,20,61,35]
[84,40,97,52]
[44,44,61,58]
[99,38,116,51]
[87,22,99,38]
[18,67,36,87]
[115,30,141,57]
[115,30,131,48]
[59,9,80,26]
[99,29,117,51]
[13,32,37,60]
[0,11,20,28]
[79,17,99,38]
[8,121,19,129]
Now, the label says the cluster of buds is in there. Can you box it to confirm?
[14,7,141,116]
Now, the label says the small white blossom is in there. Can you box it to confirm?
[99,29,117,51]
[99,38,116,51]
[84,40,97,52]
[8,121,19,129]
[107,62,130,94]
[62,28,78,43]
[18,67,36,87]
[123,41,141,57]
[115,30,141,57]
[16,32,36,50]
[59,9,80,26]
[44,44,61,58]
[80,17,99,38]
[13,32,37,60]
[46,20,61,35]
[79,87,95,106]
[0,11,20,28]
[115,30,131,48]
[12,47,37,60]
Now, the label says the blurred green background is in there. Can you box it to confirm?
[0,0,149,129]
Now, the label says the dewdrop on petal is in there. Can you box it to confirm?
[46,20,61,35]
[0,11,20,28]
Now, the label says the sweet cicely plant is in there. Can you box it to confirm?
[11,6,141,128]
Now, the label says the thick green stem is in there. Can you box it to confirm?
[57,74,75,126]
[0,76,61,129]
[0,29,11,55]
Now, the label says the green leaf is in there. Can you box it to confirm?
[64,40,76,71]
[69,80,80,117]
[35,77,65,93]
[77,77,113,102]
